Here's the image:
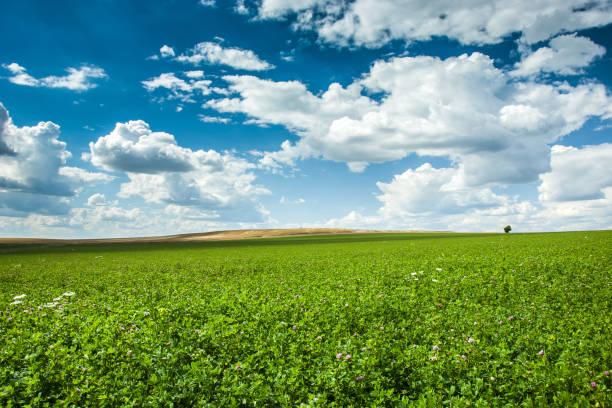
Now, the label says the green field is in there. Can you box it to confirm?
[1,231,611,407]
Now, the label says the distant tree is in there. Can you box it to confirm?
[504,225,512,233]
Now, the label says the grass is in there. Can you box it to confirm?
[1,231,610,407]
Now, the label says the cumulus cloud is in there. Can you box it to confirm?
[376,164,506,217]
[253,0,612,47]
[175,41,274,71]
[538,144,612,202]
[142,72,213,103]
[85,120,270,221]
[2,63,107,91]
[199,0,216,6]
[87,193,110,207]
[160,45,176,58]
[512,34,606,77]
[0,103,113,216]
[323,144,612,232]
[0,103,16,156]
[85,120,202,173]
[207,52,612,185]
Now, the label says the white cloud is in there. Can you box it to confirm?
[376,164,506,218]
[71,205,141,225]
[207,53,612,185]
[51,203,153,237]
[0,102,112,216]
[280,196,305,204]
[322,144,612,232]
[539,144,612,202]
[141,72,212,103]
[533,190,612,231]
[280,50,295,62]
[234,0,249,15]
[254,0,612,47]
[175,41,274,71]
[85,120,201,173]
[86,120,270,221]
[198,114,231,124]
[59,167,114,184]
[0,103,15,156]
[164,204,219,220]
[2,63,38,86]
[185,70,204,78]
[87,193,110,207]
[2,63,107,91]
[512,34,606,77]
[160,45,176,58]
[199,0,216,6]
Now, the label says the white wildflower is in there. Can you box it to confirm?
[13,294,26,300]
[53,296,63,301]
[43,302,58,308]
[10,300,23,305]
[62,291,75,297]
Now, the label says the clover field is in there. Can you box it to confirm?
[1,231,611,407]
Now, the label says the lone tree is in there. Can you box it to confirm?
[504,225,512,233]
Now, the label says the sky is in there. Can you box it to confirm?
[1,0,611,238]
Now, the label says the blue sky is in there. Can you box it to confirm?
[1,0,611,237]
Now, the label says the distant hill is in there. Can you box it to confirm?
[0,228,451,245]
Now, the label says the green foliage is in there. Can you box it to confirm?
[1,231,610,407]
[504,225,512,233]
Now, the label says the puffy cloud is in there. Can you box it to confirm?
[512,34,606,77]
[323,145,612,232]
[207,53,612,185]
[141,72,213,103]
[2,63,107,91]
[0,103,15,156]
[175,41,274,71]
[0,103,112,216]
[376,164,506,217]
[85,120,201,173]
[160,45,175,58]
[86,193,110,207]
[199,0,216,6]
[538,144,612,202]
[253,0,612,47]
[533,190,612,231]
[86,120,270,221]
